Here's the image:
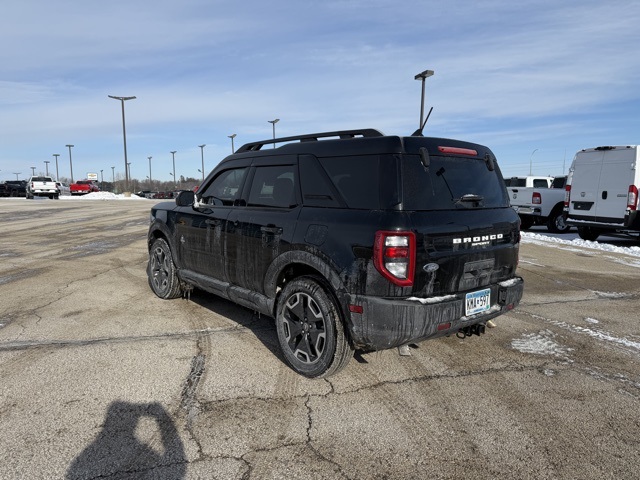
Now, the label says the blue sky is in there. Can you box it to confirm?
[1,0,639,183]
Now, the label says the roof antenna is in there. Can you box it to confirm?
[412,69,434,136]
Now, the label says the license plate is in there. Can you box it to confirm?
[465,288,491,316]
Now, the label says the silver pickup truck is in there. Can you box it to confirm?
[508,176,570,233]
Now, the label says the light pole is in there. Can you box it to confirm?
[268,119,279,148]
[148,156,152,189]
[30,166,36,176]
[44,161,50,176]
[228,134,236,153]
[66,144,74,183]
[414,69,434,134]
[170,151,177,188]
[13,173,21,180]
[100,169,104,190]
[198,145,206,180]
[529,148,538,175]
[111,166,115,192]
[108,95,136,192]
[53,154,60,180]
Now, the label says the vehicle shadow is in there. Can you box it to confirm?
[186,288,289,366]
[66,401,186,479]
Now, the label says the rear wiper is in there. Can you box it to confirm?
[455,194,484,206]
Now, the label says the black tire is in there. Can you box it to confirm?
[546,207,571,233]
[147,238,182,299]
[276,277,353,378]
[519,215,534,230]
[577,226,600,242]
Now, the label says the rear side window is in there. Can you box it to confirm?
[403,155,509,210]
[532,179,549,188]
[318,155,400,209]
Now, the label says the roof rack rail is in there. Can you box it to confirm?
[236,128,384,152]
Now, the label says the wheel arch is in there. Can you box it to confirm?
[265,250,349,322]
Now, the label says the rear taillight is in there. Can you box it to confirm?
[532,192,541,205]
[564,185,571,208]
[373,231,416,287]
[628,185,638,211]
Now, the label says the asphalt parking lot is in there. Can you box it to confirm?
[1,198,639,479]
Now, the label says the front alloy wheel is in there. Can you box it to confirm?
[147,238,182,299]
[276,277,352,378]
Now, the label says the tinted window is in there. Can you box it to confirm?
[199,167,247,205]
[403,155,509,210]
[247,165,297,208]
[532,179,550,188]
[504,178,525,187]
[299,155,341,208]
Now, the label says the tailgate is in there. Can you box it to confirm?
[410,208,520,297]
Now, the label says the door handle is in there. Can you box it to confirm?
[261,225,283,234]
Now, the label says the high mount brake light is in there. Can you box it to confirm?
[438,146,478,156]
[373,231,416,287]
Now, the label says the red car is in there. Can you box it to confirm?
[70,180,100,195]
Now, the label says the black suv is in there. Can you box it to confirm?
[147,129,524,377]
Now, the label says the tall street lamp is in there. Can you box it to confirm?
[414,69,434,134]
[30,166,36,176]
[111,166,115,192]
[170,151,177,188]
[268,119,279,148]
[100,169,104,190]
[44,161,50,176]
[198,145,206,180]
[13,173,21,180]
[148,156,152,188]
[529,148,538,175]
[228,133,236,153]
[108,95,136,192]
[66,144,74,183]
[53,154,60,180]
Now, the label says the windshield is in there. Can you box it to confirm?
[402,154,509,210]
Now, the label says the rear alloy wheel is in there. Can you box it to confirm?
[546,208,571,233]
[276,277,353,378]
[147,238,182,299]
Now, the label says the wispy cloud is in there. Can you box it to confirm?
[1,0,639,180]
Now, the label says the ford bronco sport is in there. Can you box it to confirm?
[147,129,524,377]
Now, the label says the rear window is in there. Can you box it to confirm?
[402,154,509,210]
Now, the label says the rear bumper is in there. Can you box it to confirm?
[566,210,640,232]
[516,206,542,216]
[345,277,524,351]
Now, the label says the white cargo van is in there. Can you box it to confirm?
[564,145,639,241]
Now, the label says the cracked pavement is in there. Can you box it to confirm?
[0,198,639,479]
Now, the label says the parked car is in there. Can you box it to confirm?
[0,180,27,197]
[70,180,100,195]
[56,182,71,196]
[565,145,640,240]
[147,128,524,377]
[26,176,58,199]
[509,176,570,232]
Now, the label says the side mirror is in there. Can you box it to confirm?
[175,190,195,206]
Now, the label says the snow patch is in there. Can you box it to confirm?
[511,329,573,358]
